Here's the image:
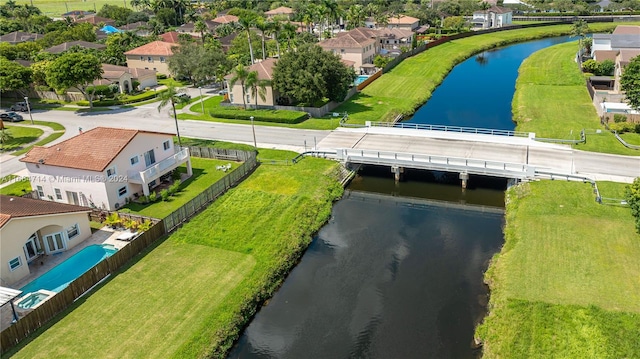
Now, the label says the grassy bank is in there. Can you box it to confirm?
[8,150,343,358]
[335,23,627,124]
[476,181,640,357]
[514,41,640,155]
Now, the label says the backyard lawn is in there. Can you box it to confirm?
[8,150,343,359]
[514,41,640,155]
[0,177,32,196]
[0,125,43,152]
[334,22,628,124]
[476,181,640,357]
[121,157,240,219]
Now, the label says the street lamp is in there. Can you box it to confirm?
[198,86,204,114]
[24,96,34,125]
[250,116,257,149]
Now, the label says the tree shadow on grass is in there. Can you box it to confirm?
[332,93,377,118]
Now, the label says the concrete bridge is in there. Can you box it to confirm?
[315,125,640,185]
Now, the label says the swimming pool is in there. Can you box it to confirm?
[354,75,369,86]
[20,244,117,294]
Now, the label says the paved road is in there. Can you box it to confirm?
[317,127,640,183]
[0,104,331,177]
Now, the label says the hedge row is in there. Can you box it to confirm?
[76,89,167,107]
[208,108,309,124]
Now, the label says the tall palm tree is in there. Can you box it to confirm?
[194,19,207,46]
[246,71,269,109]
[157,85,190,147]
[282,22,297,52]
[255,17,270,60]
[229,64,250,110]
[237,13,257,64]
[269,19,282,58]
[346,4,366,30]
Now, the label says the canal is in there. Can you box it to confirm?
[229,36,574,358]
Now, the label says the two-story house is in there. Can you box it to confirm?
[20,127,192,210]
[124,41,178,76]
[319,31,378,74]
[265,6,295,20]
[386,15,420,31]
[472,6,513,29]
[225,58,279,107]
[1,195,92,286]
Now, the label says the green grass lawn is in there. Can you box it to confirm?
[9,151,342,359]
[620,132,640,146]
[14,0,123,16]
[121,157,239,219]
[180,96,339,130]
[158,78,189,87]
[0,178,32,196]
[476,181,640,358]
[334,23,628,125]
[514,41,640,156]
[1,125,43,152]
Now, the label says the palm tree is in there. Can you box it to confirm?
[194,19,207,46]
[282,22,297,52]
[246,71,269,109]
[269,19,282,58]
[255,17,270,60]
[237,13,257,64]
[229,64,250,110]
[571,19,589,53]
[346,4,366,30]
[157,85,190,147]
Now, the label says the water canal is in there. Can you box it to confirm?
[229,36,574,358]
[407,35,573,129]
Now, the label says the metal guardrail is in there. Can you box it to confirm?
[613,131,640,150]
[533,130,586,144]
[336,148,535,179]
[367,122,532,137]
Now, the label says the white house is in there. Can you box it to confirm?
[472,6,513,29]
[0,195,92,286]
[20,127,192,210]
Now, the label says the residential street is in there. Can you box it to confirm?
[0,104,332,177]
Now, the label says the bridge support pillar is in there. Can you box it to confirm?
[391,166,404,182]
[459,172,469,190]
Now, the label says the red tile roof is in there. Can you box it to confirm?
[319,33,375,49]
[0,195,90,228]
[387,15,419,25]
[124,41,178,56]
[224,58,278,81]
[213,15,238,24]
[265,6,294,15]
[20,127,174,171]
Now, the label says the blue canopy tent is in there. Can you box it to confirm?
[101,25,122,34]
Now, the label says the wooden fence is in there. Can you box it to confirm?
[1,148,258,353]
[0,222,166,353]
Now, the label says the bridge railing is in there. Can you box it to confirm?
[367,122,532,137]
[336,148,535,179]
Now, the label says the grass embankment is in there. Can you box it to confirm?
[0,125,43,152]
[514,41,640,155]
[476,181,640,358]
[0,177,32,196]
[121,157,240,218]
[7,121,66,156]
[335,22,625,124]
[9,150,343,359]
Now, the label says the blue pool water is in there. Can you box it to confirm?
[354,75,369,85]
[16,292,50,309]
[20,244,117,294]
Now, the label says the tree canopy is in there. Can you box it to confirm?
[272,43,356,106]
[46,52,103,107]
[621,55,640,111]
[168,42,231,85]
[625,177,640,233]
[0,56,32,96]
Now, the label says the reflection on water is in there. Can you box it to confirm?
[228,169,505,359]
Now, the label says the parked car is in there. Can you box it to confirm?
[10,102,28,112]
[0,111,24,122]
[176,93,191,101]
[218,89,228,96]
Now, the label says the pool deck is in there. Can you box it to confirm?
[0,227,133,331]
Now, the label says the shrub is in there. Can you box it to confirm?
[599,60,615,76]
[208,108,309,124]
[86,84,116,97]
[148,191,157,202]
[171,170,181,181]
[609,121,638,133]
[139,195,149,203]
[156,73,167,79]
[613,114,627,123]
[161,189,170,201]
[168,179,181,195]
[582,59,599,74]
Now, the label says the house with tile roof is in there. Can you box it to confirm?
[75,15,116,26]
[212,14,239,25]
[124,41,178,76]
[590,25,640,92]
[386,15,420,31]
[265,6,295,19]
[44,40,106,54]
[177,19,218,36]
[118,21,149,36]
[320,30,378,74]
[101,64,158,90]
[0,31,43,45]
[0,195,92,286]
[614,49,640,92]
[472,6,513,29]
[20,127,192,211]
[224,58,279,107]
[160,31,198,44]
